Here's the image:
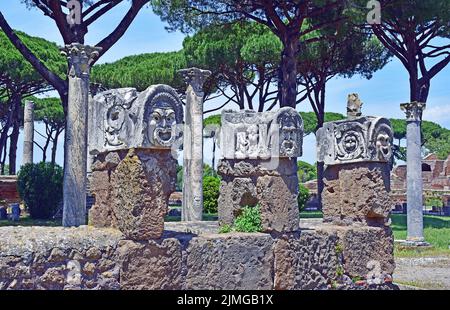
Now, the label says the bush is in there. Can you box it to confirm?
[298,184,310,211]
[234,205,262,233]
[17,163,63,219]
[203,175,220,214]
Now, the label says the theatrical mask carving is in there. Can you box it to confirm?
[317,116,393,165]
[369,118,393,162]
[143,88,183,148]
[278,109,303,158]
[88,85,183,154]
[220,107,303,159]
[147,101,177,147]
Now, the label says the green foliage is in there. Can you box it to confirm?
[424,192,444,208]
[183,21,279,109]
[32,97,65,126]
[389,118,450,161]
[203,114,221,127]
[297,184,311,212]
[234,205,263,233]
[0,30,66,85]
[218,224,232,234]
[300,111,346,135]
[91,51,187,92]
[297,160,317,182]
[17,163,63,219]
[203,175,220,214]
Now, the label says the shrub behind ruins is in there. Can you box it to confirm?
[17,163,63,219]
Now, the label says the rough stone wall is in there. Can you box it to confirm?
[89,148,177,240]
[218,158,299,233]
[0,223,396,290]
[322,162,392,226]
[0,227,123,290]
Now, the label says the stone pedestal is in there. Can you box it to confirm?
[217,108,303,233]
[62,44,101,227]
[112,149,176,240]
[218,158,300,232]
[88,84,183,240]
[322,162,391,226]
[22,100,34,166]
[317,105,394,227]
[179,68,211,221]
[401,102,426,242]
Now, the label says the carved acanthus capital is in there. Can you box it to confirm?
[61,43,102,78]
[400,102,426,122]
[178,67,212,94]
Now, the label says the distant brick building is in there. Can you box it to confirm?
[0,176,20,203]
[391,154,450,207]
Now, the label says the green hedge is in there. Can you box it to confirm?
[17,163,63,219]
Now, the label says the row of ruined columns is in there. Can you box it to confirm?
[20,43,427,242]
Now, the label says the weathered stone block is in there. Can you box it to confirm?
[111,149,176,240]
[322,162,392,226]
[117,239,183,290]
[317,224,395,282]
[184,233,274,290]
[218,158,299,233]
[273,231,339,290]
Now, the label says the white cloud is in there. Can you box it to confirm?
[423,103,450,127]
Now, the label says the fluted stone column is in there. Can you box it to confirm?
[62,43,101,227]
[179,68,211,221]
[401,102,426,242]
[22,100,34,165]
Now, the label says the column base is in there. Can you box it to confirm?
[395,239,431,248]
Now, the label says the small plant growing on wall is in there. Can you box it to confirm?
[219,205,263,233]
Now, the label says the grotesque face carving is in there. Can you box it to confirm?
[278,113,301,157]
[375,131,392,161]
[147,101,176,147]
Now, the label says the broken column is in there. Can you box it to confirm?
[88,84,183,240]
[22,100,34,166]
[179,68,211,221]
[217,108,303,232]
[317,95,394,226]
[400,102,426,243]
[61,44,101,227]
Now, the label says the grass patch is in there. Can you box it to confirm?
[299,211,323,218]
[392,214,450,257]
[164,213,218,222]
[0,214,61,227]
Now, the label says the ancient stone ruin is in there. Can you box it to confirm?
[87,84,183,240]
[317,96,394,226]
[218,108,303,232]
[0,89,397,290]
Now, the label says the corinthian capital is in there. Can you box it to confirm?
[178,67,212,94]
[61,43,102,78]
[400,102,426,122]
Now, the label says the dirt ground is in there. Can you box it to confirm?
[394,256,450,289]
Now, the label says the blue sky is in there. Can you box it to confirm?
[1,2,449,167]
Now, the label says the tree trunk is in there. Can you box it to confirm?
[280,35,299,108]
[51,129,62,165]
[8,116,20,175]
